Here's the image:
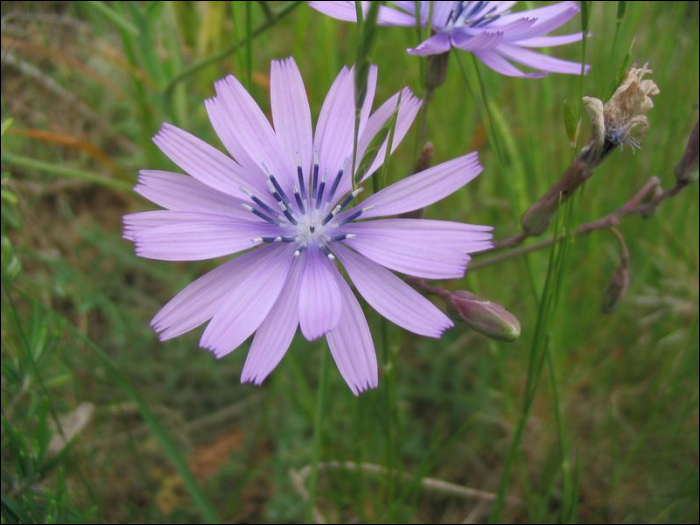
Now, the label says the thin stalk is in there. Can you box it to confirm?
[307,348,330,524]
[1,152,132,192]
[163,1,302,99]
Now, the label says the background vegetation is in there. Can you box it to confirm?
[1,1,698,523]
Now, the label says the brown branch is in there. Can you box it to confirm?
[469,175,694,272]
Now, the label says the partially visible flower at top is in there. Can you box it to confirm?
[124,58,492,395]
[309,1,589,77]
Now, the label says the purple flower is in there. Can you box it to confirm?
[309,1,589,77]
[124,58,491,394]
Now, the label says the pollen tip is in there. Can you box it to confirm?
[241,203,253,211]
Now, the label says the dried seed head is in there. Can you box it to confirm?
[583,63,660,159]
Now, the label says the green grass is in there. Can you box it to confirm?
[1,1,698,523]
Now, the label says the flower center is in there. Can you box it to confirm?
[446,1,505,29]
[240,151,372,259]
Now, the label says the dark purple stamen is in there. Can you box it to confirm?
[243,204,280,225]
[315,173,326,209]
[326,166,344,204]
[280,204,298,225]
[311,162,319,200]
[338,208,364,226]
[294,187,306,214]
[329,234,353,242]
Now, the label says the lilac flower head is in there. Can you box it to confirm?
[124,58,492,394]
[309,1,590,77]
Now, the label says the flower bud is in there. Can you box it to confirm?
[601,264,630,314]
[426,52,449,91]
[415,141,434,173]
[448,291,521,342]
[675,122,699,185]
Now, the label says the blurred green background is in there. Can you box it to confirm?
[1,1,698,523]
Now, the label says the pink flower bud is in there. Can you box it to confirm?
[448,291,521,342]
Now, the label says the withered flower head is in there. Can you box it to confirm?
[583,63,660,158]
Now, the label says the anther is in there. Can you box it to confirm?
[241,203,280,225]
[293,184,306,214]
[326,159,347,204]
[316,168,328,208]
[321,204,342,226]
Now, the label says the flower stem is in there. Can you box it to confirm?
[307,346,330,524]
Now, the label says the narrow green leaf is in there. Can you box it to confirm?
[617,1,627,21]
[84,1,139,35]
[0,152,132,193]
[1,118,13,138]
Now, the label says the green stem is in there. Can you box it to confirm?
[163,1,302,100]
[5,281,221,523]
[245,0,253,90]
[307,347,330,523]
[1,151,132,192]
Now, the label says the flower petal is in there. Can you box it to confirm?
[309,1,416,26]
[152,123,252,199]
[328,87,421,200]
[123,210,249,240]
[201,245,296,357]
[343,234,469,279]
[431,1,457,28]
[134,170,251,218]
[451,30,504,52]
[206,75,294,195]
[473,49,548,78]
[492,1,579,27]
[340,218,493,278]
[326,271,378,395]
[299,246,342,341]
[496,44,589,75]
[407,33,451,56]
[501,6,580,42]
[353,152,483,219]
[270,58,313,190]
[151,244,280,340]
[333,243,452,338]
[343,218,494,253]
[241,253,305,385]
[517,33,585,48]
[131,216,281,261]
[314,65,377,186]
